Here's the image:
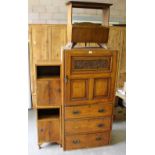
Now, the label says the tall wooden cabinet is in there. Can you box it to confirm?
[29,25,67,149]
[62,48,117,150]
[35,63,63,148]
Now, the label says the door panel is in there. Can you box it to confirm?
[38,121,50,143]
[49,26,66,61]
[49,79,61,105]
[37,81,49,106]
[31,26,48,62]
[93,78,111,99]
[70,79,88,101]
[49,119,60,143]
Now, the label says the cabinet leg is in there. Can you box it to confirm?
[38,144,41,149]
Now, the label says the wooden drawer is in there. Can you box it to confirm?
[65,103,113,119]
[65,132,110,150]
[65,117,111,134]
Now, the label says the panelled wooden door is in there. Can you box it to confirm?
[64,49,117,105]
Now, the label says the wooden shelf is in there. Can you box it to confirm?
[36,105,61,109]
[37,76,60,81]
[38,114,59,121]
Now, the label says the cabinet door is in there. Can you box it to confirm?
[37,81,50,106]
[31,25,48,62]
[49,79,61,105]
[64,49,117,105]
[38,119,60,144]
[38,121,50,143]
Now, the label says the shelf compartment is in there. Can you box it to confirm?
[38,108,60,120]
[38,108,60,144]
[37,66,60,79]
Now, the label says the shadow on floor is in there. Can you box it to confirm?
[111,129,126,145]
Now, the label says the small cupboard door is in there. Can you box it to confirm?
[64,49,117,105]
[38,119,60,144]
[37,79,61,107]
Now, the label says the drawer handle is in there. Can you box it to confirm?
[96,137,102,141]
[98,109,105,113]
[72,110,80,115]
[72,140,80,144]
[97,124,104,128]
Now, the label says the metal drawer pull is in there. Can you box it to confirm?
[96,137,102,141]
[72,110,80,114]
[98,109,105,113]
[97,124,104,128]
[72,140,80,144]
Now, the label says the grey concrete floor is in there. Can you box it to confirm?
[28,109,126,155]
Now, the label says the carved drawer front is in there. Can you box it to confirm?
[65,117,111,134]
[65,132,110,150]
[65,103,113,119]
[71,56,112,74]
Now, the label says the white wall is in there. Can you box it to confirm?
[29,0,126,24]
